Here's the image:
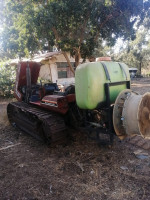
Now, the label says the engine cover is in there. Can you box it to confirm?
[41,95,69,114]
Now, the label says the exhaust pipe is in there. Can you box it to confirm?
[113,89,150,140]
[25,62,31,103]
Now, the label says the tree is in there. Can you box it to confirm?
[1,0,150,74]
[0,61,16,97]
[114,26,150,74]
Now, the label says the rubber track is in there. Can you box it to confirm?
[7,102,67,143]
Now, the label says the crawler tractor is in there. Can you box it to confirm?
[7,60,150,145]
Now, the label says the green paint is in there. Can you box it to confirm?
[75,61,130,109]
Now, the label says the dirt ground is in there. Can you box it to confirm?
[0,78,150,200]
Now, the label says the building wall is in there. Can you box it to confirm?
[39,59,74,84]
[51,63,58,82]
[39,64,51,80]
[39,52,88,86]
[55,53,75,62]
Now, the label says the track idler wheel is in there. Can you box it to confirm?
[113,89,150,140]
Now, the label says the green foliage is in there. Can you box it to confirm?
[0,0,150,65]
[114,26,150,73]
[0,62,16,97]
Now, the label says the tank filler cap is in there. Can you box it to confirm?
[96,57,112,62]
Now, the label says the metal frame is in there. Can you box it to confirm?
[82,80,131,145]
[105,80,130,107]
[103,80,130,144]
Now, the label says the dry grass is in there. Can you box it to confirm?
[0,103,9,126]
[0,98,15,126]
[0,79,150,199]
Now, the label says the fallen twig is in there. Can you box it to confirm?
[0,143,21,151]
[77,161,84,172]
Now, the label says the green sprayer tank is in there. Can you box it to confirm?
[75,61,130,109]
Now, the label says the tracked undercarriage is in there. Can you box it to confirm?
[7,102,67,144]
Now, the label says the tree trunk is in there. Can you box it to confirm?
[139,60,142,75]
[74,47,81,68]
[48,41,51,51]
[52,27,75,76]
[62,51,75,75]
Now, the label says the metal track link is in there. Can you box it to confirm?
[7,102,67,144]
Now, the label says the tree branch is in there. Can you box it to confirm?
[73,1,94,68]
[73,47,81,68]
[52,27,59,42]
[79,0,94,46]
[62,51,75,75]
[94,11,121,42]
[52,27,75,75]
